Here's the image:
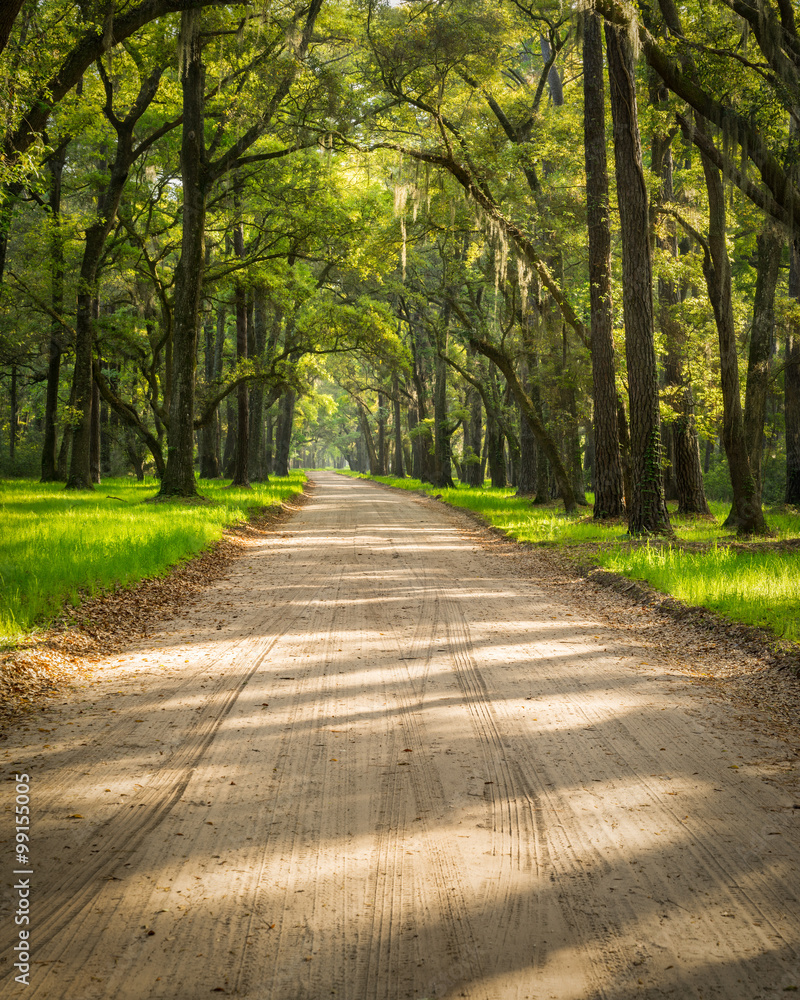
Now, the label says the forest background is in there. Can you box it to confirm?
[1,0,800,624]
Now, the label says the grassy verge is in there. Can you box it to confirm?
[339,471,800,644]
[0,474,305,643]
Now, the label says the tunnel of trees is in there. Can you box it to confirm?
[1,0,799,534]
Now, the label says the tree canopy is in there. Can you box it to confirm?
[2,0,798,533]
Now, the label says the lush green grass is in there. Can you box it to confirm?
[0,474,305,643]
[340,471,800,645]
[599,542,800,642]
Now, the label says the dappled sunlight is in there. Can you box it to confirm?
[7,473,800,1000]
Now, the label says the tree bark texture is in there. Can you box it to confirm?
[273,389,296,477]
[90,374,101,484]
[158,11,206,498]
[583,12,625,519]
[392,376,405,477]
[41,149,67,481]
[434,349,455,488]
[199,309,221,478]
[605,22,671,535]
[744,226,782,499]
[230,183,250,488]
[516,400,538,496]
[357,401,380,477]
[698,139,768,533]
[787,239,800,505]
[463,387,483,486]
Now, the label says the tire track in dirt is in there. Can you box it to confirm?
[3,472,800,1000]
[15,563,336,999]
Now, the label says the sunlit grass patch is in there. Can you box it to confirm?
[0,474,305,642]
[595,542,800,643]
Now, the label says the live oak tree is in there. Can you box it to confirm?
[2,0,798,525]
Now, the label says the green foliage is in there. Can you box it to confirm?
[0,474,305,642]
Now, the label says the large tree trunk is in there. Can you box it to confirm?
[605,22,671,535]
[157,10,206,498]
[787,238,800,505]
[583,12,625,519]
[0,0,25,57]
[744,226,782,500]
[698,139,768,533]
[41,150,66,482]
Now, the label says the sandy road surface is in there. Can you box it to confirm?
[2,471,800,1000]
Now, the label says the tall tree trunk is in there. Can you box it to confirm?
[605,22,671,535]
[0,0,26,57]
[90,372,101,484]
[485,410,506,488]
[9,365,17,461]
[786,238,800,505]
[158,10,206,498]
[65,231,104,490]
[230,178,250,488]
[392,376,405,477]
[249,288,268,481]
[657,193,710,512]
[265,407,274,474]
[516,402,537,496]
[408,403,422,479]
[583,12,625,519]
[357,401,380,476]
[698,137,768,533]
[433,347,455,488]
[744,226,782,500]
[273,390,296,477]
[57,380,75,480]
[199,307,221,478]
[463,387,483,486]
[223,398,236,476]
[376,391,387,475]
[41,149,66,482]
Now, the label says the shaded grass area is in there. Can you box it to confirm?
[340,471,800,644]
[0,474,305,642]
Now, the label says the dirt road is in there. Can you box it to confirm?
[2,472,799,999]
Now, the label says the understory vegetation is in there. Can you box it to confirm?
[341,471,800,645]
[0,474,305,643]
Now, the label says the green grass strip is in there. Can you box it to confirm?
[597,542,800,642]
[339,471,800,645]
[0,473,305,643]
